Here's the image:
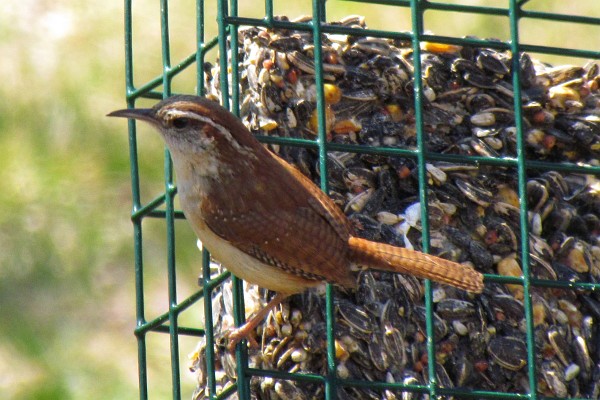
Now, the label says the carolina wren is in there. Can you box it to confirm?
[109,95,484,348]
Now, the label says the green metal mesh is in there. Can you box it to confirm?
[121,1,600,399]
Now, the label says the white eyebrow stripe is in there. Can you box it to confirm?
[166,110,236,143]
[164,109,257,158]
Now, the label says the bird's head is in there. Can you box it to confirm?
[108,95,262,164]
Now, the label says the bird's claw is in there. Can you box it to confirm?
[225,326,260,353]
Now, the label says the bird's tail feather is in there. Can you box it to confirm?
[348,237,484,293]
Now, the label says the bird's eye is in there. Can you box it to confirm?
[172,117,190,129]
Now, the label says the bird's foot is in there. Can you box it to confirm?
[224,292,290,352]
[225,323,260,352]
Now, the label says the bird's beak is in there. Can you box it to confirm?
[107,108,158,125]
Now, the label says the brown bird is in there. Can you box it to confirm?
[109,95,484,349]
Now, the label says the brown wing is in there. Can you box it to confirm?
[270,153,353,241]
[201,152,356,289]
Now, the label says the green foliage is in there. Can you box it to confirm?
[0,3,143,399]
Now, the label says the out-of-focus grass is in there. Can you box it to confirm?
[0,1,597,399]
[0,2,143,398]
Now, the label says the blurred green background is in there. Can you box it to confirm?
[1,1,597,399]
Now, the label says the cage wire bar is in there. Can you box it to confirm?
[120,0,600,399]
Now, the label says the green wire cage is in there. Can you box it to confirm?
[120,1,600,399]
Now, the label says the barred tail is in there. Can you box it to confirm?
[348,237,484,293]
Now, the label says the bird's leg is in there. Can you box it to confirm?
[226,291,290,352]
